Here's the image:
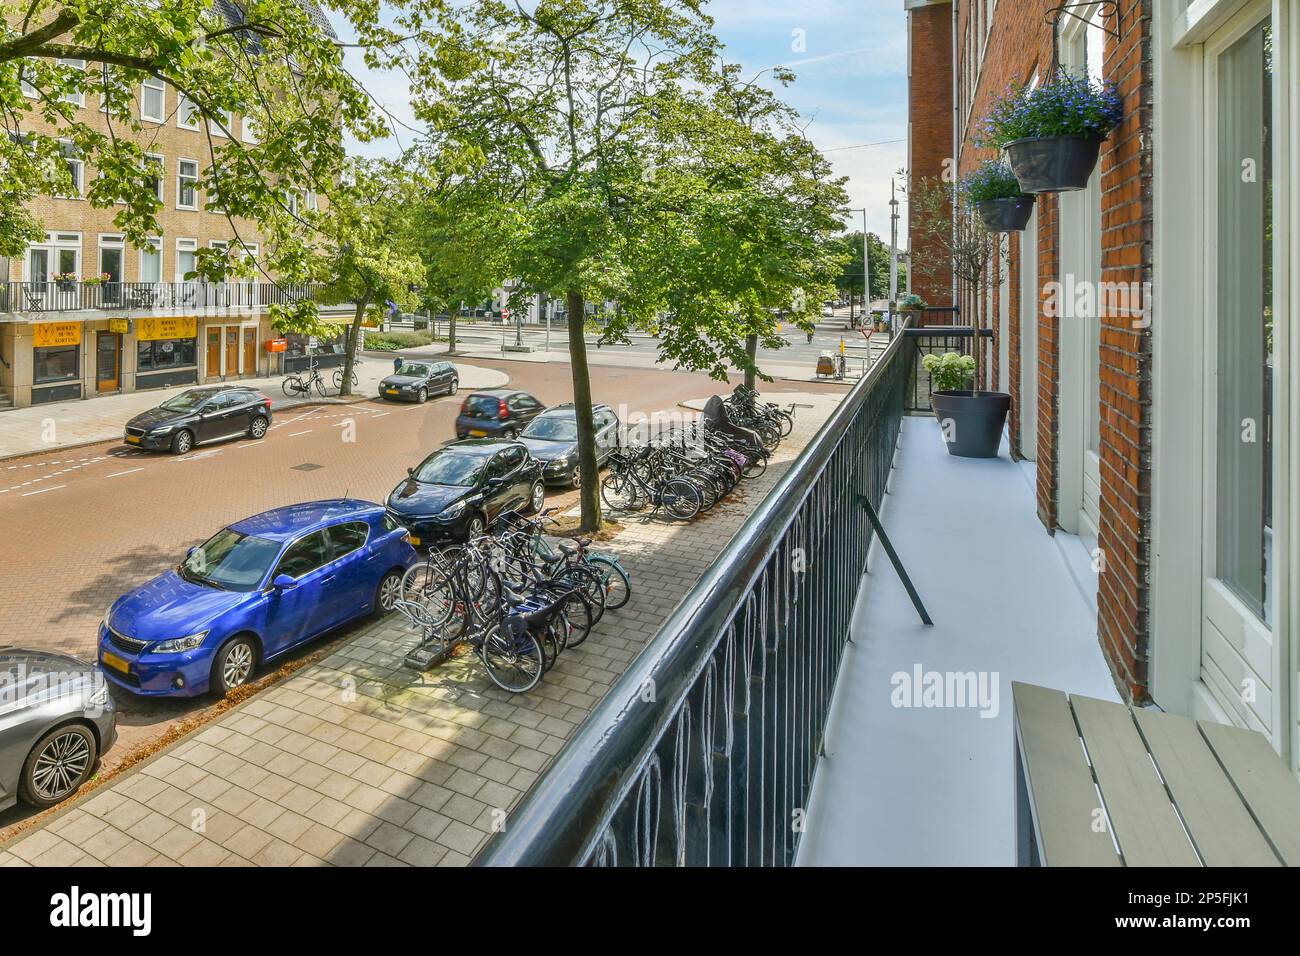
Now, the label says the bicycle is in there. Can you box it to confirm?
[282,363,327,398]
[333,367,359,391]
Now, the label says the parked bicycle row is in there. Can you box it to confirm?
[598,387,797,522]
[393,509,632,693]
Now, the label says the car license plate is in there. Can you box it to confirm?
[469,429,487,437]
[101,651,130,674]
[408,535,421,546]
[386,388,399,395]
[125,435,141,444]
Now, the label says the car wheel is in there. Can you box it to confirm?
[570,465,582,490]
[248,415,269,440]
[375,570,403,615]
[447,377,459,396]
[170,429,194,455]
[211,635,257,697]
[527,479,545,514]
[417,387,428,404]
[19,723,97,809]
[464,514,486,541]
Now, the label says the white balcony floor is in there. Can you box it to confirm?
[796,416,1119,866]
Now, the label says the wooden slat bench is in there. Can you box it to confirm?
[1013,681,1300,866]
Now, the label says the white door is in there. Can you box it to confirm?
[1019,207,1038,461]
[1200,4,1287,748]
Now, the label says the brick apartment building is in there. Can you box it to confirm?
[906,0,1298,769]
[0,4,338,410]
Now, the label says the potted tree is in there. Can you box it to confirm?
[964,160,1035,232]
[979,71,1123,193]
[905,173,1010,458]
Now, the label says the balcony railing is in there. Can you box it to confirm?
[0,280,324,315]
[476,326,921,867]
[905,326,994,413]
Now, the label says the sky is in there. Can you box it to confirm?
[340,0,910,241]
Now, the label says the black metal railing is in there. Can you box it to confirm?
[474,328,915,867]
[904,327,995,413]
[0,280,323,314]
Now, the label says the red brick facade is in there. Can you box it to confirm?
[908,0,1154,701]
[906,1,953,309]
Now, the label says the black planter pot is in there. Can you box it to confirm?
[930,390,1011,459]
[1005,135,1103,193]
[976,196,1035,232]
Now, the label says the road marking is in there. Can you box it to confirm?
[105,468,145,478]
[21,485,64,496]
[287,430,312,437]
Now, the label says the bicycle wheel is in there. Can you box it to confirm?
[480,626,543,693]
[282,377,300,398]
[554,590,595,648]
[601,472,641,511]
[400,562,456,626]
[551,565,605,625]
[587,556,631,610]
[332,369,344,390]
[662,478,702,520]
[313,375,329,397]
[777,410,794,437]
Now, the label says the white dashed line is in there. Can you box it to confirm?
[105,468,144,478]
[21,485,64,496]
[287,430,312,437]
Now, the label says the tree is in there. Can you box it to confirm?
[0,0,422,276]
[410,0,721,532]
[827,231,900,307]
[907,175,1000,390]
[273,158,423,396]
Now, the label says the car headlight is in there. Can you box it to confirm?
[440,500,467,520]
[88,683,110,706]
[148,424,175,435]
[151,631,209,653]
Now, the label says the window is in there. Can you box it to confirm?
[242,115,259,143]
[286,190,301,216]
[274,531,332,580]
[176,238,197,281]
[328,522,370,559]
[139,239,162,283]
[305,190,319,212]
[210,108,232,137]
[178,95,200,130]
[58,141,83,198]
[138,337,196,371]
[34,345,79,384]
[177,159,198,209]
[59,58,85,106]
[99,65,123,113]
[144,154,164,203]
[141,77,165,122]
[206,166,226,213]
[19,58,37,98]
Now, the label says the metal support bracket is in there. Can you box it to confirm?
[858,494,933,626]
[1047,2,1121,77]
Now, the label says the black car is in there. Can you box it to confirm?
[386,439,545,545]
[124,386,273,455]
[455,388,545,440]
[519,402,621,487]
[379,361,458,403]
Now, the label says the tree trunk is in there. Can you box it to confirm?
[448,308,458,354]
[743,333,758,391]
[969,279,980,397]
[566,289,601,532]
[340,293,370,398]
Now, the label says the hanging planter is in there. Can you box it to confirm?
[977,71,1123,194]
[962,161,1036,231]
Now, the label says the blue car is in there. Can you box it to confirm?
[98,499,418,698]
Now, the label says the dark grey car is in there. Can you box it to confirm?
[518,403,621,487]
[378,361,458,403]
[0,649,117,811]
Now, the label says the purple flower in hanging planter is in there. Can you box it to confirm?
[976,70,1123,149]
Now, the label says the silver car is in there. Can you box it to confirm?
[0,648,117,811]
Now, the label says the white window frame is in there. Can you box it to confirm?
[58,140,83,199]
[176,158,199,210]
[139,237,163,284]
[141,76,166,123]
[59,58,85,107]
[144,153,165,204]
[177,94,200,130]
[242,115,259,143]
[210,108,232,138]
[24,232,82,283]
[175,237,198,282]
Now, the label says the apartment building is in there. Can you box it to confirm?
[906,0,1298,770]
[0,5,333,410]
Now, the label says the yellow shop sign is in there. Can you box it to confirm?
[33,322,81,348]
[137,316,198,342]
[107,318,130,334]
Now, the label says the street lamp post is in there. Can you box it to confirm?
[888,180,900,329]
[847,207,869,327]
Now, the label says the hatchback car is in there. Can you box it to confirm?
[98,500,418,698]
[0,648,117,811]
[519,403,621,487]
[455,388,545,440]
[386,440,545,544]
[124,386,273,455]
[379,361,458,403]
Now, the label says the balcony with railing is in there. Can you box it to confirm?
[0,280,326,318]
[473,325,1113,867]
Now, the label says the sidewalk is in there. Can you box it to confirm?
[0,357,509,462]
[0,392,843,867]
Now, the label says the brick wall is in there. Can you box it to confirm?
[917,0,1155,701]
[906,1,953,308]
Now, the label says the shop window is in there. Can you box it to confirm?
[138,337,197,371]
[35,345,79,383]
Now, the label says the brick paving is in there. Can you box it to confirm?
[0,393,841,866]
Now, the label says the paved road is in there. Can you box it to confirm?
[0,356,840,808]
